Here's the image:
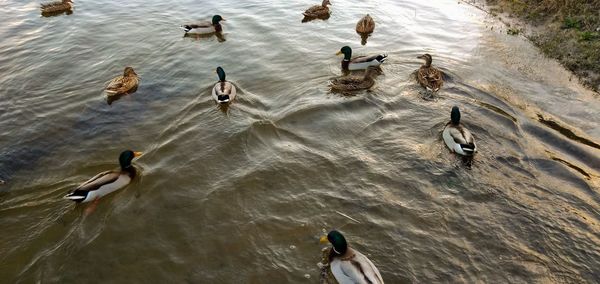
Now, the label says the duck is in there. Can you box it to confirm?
[330,66,380,93]
[303,0,331,18]
[41,0,73,14]
[336,46,387,71]
[443,106,477,156]
[416,54,444,92]
[64,150,142,203]
[181,15,226,34]
[356,14,375,34]
[105,67,139,96]
[212,66,237,104]
[320,230,384,284]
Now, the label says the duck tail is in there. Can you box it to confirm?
[217,94,230,103]
[460,143,476,155]
[180,25,191,32]
[376,53,388,63]
[64,192,86,202]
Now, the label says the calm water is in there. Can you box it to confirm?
[1,0,599,282]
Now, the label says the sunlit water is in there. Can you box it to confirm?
[1,0,599,282]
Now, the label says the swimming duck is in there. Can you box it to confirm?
[337,46,387,71]
[320,230,384,284]
[105,67,139,96]
[330,66,380,93]
[64,150,142,203]
[356,14,375,34]
[41,0,73,14]
[212,66,237,104]
[443,106,476,156]
[181,15,225,34]
[303,0,331,18]
[417,54,443,92]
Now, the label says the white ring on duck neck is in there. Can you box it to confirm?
[332,247,340,254]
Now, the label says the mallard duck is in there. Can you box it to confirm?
[105,67,139,96]
[356,14,375,34]
[320,230,384,284]
[181,15,225,34]
[212,66,237,104]
[443,106,476,156]
[64,150,142,203]
[303,0,331,18]
[41,0,73,14]
[337,46,387,71]
[417,54,443,92]
[330,66,380,93]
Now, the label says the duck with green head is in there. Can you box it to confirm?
[442,106,476,156]
[181,15,226,34]
[64,150,142,203]
[212,66,237,104]
[336,46,387,71]
[320,230,384,284]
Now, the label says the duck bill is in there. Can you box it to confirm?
[133,152,143,157]
[319,236,329,244]
[417,55,424,59]
[335,51,342,56]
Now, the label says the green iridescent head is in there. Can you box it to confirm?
[321,230,348,255]
[119,150,142,169]
[337,46,352,60]
[212,15,225,25]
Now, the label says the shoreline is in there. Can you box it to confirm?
[466,0,600,94]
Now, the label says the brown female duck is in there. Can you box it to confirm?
[330,66,380,93]
[303,0,331,18]
[105,67,139,96]
[356,14,375,34]
[416,53,443,92]
[41,0,73,14]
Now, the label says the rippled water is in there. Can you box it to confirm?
[1,0,599,282]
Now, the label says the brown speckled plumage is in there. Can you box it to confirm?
[417,53,444,92]
[330,66,380,93]
[41,0,73,14]
[106,67,139,96]
[356,14,375,34]
[303,0,331,18]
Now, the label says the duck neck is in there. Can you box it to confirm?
[214,23,222,32]
[341,60,350,71]
[424,58,432,68]
[121,165,137,178]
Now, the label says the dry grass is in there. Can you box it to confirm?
[486,0,600,92]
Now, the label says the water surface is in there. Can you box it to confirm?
[1,0,599,282]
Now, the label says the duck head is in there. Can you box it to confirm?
[320,230,348,256]
[215,67,226,82]
[123,67,137,77]
[451,106,461,125]
[212,15,225,25]
[119,150,142,170]
[417,54,433,67]
[321,0,331,7]
[336,46,352,60]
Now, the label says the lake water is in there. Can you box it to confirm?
[1,0,599,282]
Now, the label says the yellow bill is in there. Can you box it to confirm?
[134,152,143,157]
[319,235,329,244]
[335,51,342,55]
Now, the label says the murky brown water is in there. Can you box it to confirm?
[1,0,599,282]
